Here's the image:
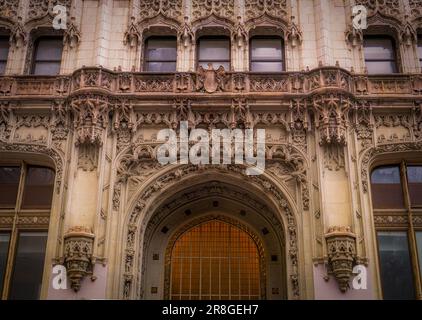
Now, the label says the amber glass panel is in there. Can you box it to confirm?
[9,232,48,300]
[0,166,21,208]
[407,166,422,206]
[371,166,404,209]
[170,220,261,300]
[21,166,55,209]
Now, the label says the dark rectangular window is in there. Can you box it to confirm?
[0,233,10,292]
[31,37,63,75]
[407,166,422,207]
[250,37,284,72]
[21,166,55,209]
[363,36,398,74]
[0,36,9,74]
[371,165,404,209]
[377,231,415,299]
[0,166,21,208]
[9,232,48,300]
[416,232,422,279]
[145,37,177,72]
[198,37,230,71]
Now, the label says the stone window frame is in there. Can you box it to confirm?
[369,158,422,299]
[0,159,55,299]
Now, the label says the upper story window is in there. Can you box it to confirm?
[198,37,230,70]
[144,37,177,72]
[31,37,63,75]
[363,36,398,74]
[0,164,55,299]
[371,163,422,299]
[0,36,9,75]
[250,37,284,72]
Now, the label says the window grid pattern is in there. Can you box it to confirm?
[0,163,54,299]
[371,162,422,299]
[169,220,261,300]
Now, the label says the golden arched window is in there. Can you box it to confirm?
[168,219,263,300]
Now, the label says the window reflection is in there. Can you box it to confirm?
[145,37,177,72]
[371,166,404,209]
[198,37,230,71]
[377,232,415,300]
[363,36,398,74]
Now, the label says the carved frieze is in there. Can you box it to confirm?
[139,0,182,21]
[245,0,288,21]
[196,65,228,93]
[0,0,19,21]
[192,0,235,21]
[355,0,401,17]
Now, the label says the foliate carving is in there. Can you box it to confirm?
[286,22,302,48]
[355,0,401,17]
[289,99,308,152]
[0,0,19,20]
[196,65,228,93]
[63,227,95,292]
[352,101,373,148]
[312,95,352,146]
[139,0,182,21]
[345,25,363,48]
[192,0,235,21]
[399,22,416,47]
[324,145,345,171]
[361,141,422,192]
[50,100,69,144]
[63,17,81,49]
[325,226,357,293]
[374,113,412,143]
[409,0,422,17]
[124,17,141,48]
[178,16,194,48]
[0,102,13,142]
[28,0,71,20]
[245,0,288,21]
[9,18,26,48]
[70,95,109,146]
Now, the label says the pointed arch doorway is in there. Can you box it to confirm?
[165,217,265,300]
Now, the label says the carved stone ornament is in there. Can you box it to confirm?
[139,0,182,21]
[0,0,19,21]
[179,16,194,48]
[355,0,401,17]
[63,226,95,292]
[245,0,288,21]
[124,17,141,48]
[196,64,227,93]
[286,21,302,48]
[9,17,27,48]
[399,21,417,47]
[63,17,81,49]
[345,25,363,48]
[325,226,357,292]
[192,0,235,21]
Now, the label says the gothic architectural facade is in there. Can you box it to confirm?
[0,0,422,300]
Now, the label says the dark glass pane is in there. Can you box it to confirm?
[145,62,176,72]
[35,38,63,61]
[9,232,48,300]
[21,167,55,209]
[417,36,422,62]
[0,37,9,60]
[33,61,61,76]
[366,61,397,74]
[0,61,6,74]
[146,38,177,61]
[0,233,10,292]
[198,38,230,61]
[364,37,395,60]
[251,61,283,72]
[199,61,230,71]
[407,166,422,206]
[377,232,415,299]
[251,38,282,60]
[0,166,21,208]
[416,232,422,279]
[371,166,404,209]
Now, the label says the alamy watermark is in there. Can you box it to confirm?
[352,5,368,30]
[157,121,266,175]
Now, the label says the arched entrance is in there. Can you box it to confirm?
[165,217,265,300]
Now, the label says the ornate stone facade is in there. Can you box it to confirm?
[0,0,421,300]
